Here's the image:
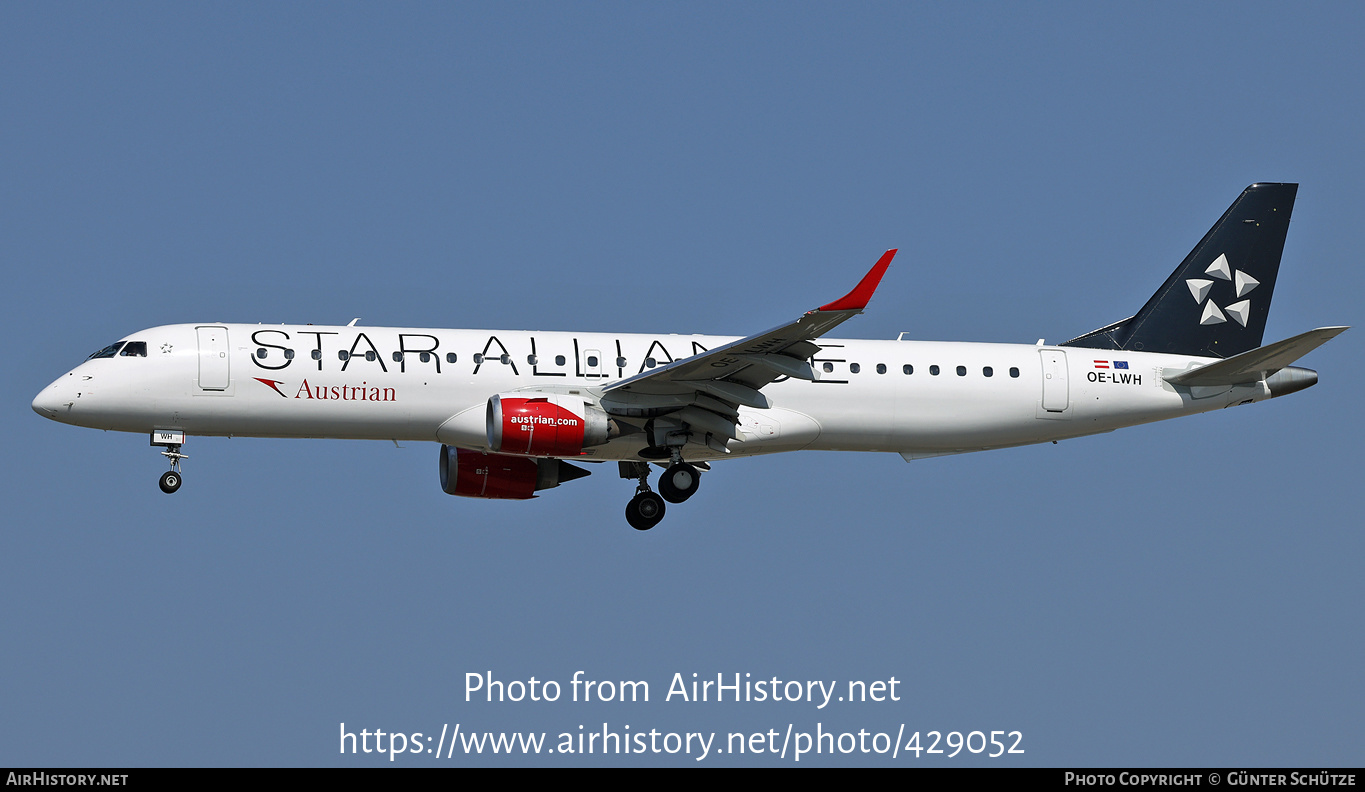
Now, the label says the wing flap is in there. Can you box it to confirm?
[739,353,817,381]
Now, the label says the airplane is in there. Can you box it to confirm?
[32,183,1346,530]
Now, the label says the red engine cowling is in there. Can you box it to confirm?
[486,394,610,457]
[439,445,589,500]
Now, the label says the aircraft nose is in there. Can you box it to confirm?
[32,379,65,419]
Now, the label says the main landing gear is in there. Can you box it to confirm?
[151,431,187,494]
[626,489,666,532]
[619,451,703,531]
[659,461,700,504]
[622,461,665,531]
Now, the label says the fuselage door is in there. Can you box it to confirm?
[584,348,603,378]
[1039,349,1069,412]
[197,326,231,390]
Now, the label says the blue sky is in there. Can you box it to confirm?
[2,3,1361,766]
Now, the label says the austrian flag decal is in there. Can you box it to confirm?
[1086,360,1143,386]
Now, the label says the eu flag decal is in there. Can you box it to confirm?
[1113,361,1129,369]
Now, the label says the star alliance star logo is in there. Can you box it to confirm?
[1186,253,1258,327]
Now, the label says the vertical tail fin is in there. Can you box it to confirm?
[1063,183,1297,358]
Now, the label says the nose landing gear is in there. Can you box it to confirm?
[151,430,187,494]
[159,469,182,494]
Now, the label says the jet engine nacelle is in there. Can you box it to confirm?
[486,393,611,457]
[439,445,589,500]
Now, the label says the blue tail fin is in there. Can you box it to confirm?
[1063,183,1297,358]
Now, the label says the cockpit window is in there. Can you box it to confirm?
[119,342,148,357]
[87,342,125,360]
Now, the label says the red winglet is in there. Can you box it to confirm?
[817,249,897,312]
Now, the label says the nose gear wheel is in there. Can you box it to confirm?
[155,441,188,494]
[159,470,182,493]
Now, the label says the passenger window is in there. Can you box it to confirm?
[338,350,349,361]
[392,352,403,362]
[311,349,321,360]
[983,366,993,377]
[876,363,886,374]
[903,364,913,375]
[527,355,537,365]
[822,362,834,373]
[850,363,861,374]
[930,365,940,376]
[256,348,268,359]
[365,351,377,362]
[616,356,626,368]
[284,349,295,360]
[420,352,431,363]
[555,355,566,366]
[119,342,147,357]
[645,357,656,368]
[500,354,510,364]
[1010,367,1020,378]
[446,353,458,364]
[956,365,966,376]
[587,355,599,367]
[473,354,484,364]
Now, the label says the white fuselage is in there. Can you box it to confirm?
[32,323,1270,462]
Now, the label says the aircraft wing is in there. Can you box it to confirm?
[599,249,896,449]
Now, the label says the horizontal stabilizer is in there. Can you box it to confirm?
[1163,326,1348,387]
